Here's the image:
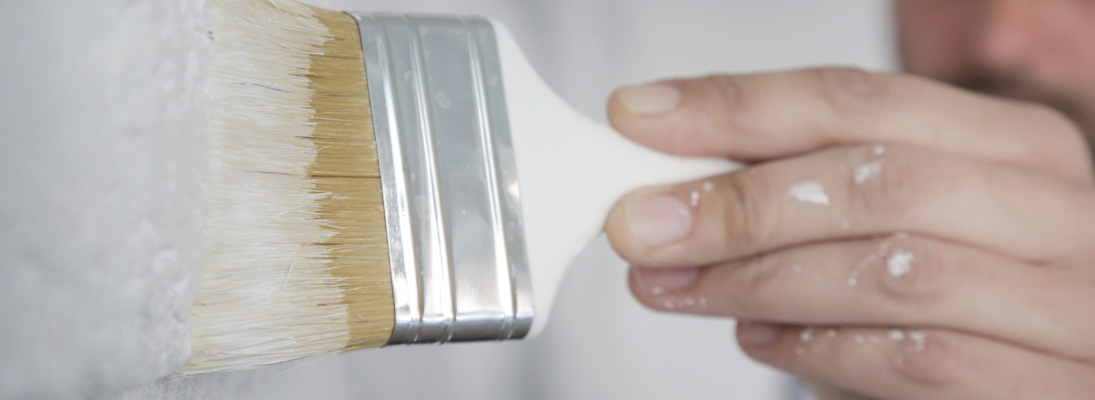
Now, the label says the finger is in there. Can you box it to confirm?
[628,234,1095,359]
[605,143,1095,268]
[807,383,877,400]
[608,68,1092,182]
[736,323,1095,400]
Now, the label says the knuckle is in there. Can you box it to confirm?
[693,74,760,136]
[720,254,784,314]
[1011,375,1076,400]
[896,331,958,386]
[1022,103,1083,139]
[875,236,950,302]
[1013,103,1091,173]
[812,67,892,117]
[705,74,747,108]
[847,147,924,222]
[720,172,778,252]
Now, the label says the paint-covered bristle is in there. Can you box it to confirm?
[179,0,392,377]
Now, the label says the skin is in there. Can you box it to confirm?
[604,1,1095,399]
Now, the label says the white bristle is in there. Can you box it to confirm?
[179,0,352,377]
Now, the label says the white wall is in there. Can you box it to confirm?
[0,1,894,399]
[0,1,208,398]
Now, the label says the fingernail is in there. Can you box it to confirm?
[626,193,692,247]
[617,82,681,115]
[633,267,699,294]
[737,321,784,346]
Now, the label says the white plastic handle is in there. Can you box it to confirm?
[492,21,740,337]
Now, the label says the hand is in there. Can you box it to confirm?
[603,68,1095,400]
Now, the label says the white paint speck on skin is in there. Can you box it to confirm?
[800,327,815,342]
[703,181,714,191]
[889,330,905,341]
[869,335,881,343]
[854,161,882,183]
[873,144,885,155]
[787,181,831,206]
[791,264,802,274]
[887,249,914,277]
[795,346,806,356]
[690,190,700,207]
[840,219,850,230]
[827,329,837,338]
[698,297,707,308]
[854,335,865,343]
[651,287,665,295]
[847,270,859,287]
[907,331,927,352]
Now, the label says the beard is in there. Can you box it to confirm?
[948,71,1095,158]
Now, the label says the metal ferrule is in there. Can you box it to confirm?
[348,13,533,344]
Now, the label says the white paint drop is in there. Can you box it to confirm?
[889,330,905,341]
[873,144,885,155]
[690,190,700,207]
[840,219,850,230]
[826,329,837,338]
[435,91,451,108]
[887,249,914,277]
[854,335,865,343]
[651,287,665,295]
[787,181,830,206]
[799,327,815,342]
[795,346,806,356]
[791,264,802,274]
[853,161,882,183]
[847,270,859,287]
[702,181,714,191]
[907,331,927,352]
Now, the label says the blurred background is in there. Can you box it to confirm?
[0,0,895,399]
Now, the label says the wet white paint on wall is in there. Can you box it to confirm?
[0,1,209,398]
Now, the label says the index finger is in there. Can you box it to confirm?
[607,68,1092,183]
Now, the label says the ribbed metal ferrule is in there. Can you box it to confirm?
[347,12,533,344]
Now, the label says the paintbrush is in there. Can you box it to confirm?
[181,0,733,376]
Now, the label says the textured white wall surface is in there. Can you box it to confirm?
[0,1,208,398]
[0,1,894,399]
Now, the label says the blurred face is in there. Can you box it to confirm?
[897,0,1095,148]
